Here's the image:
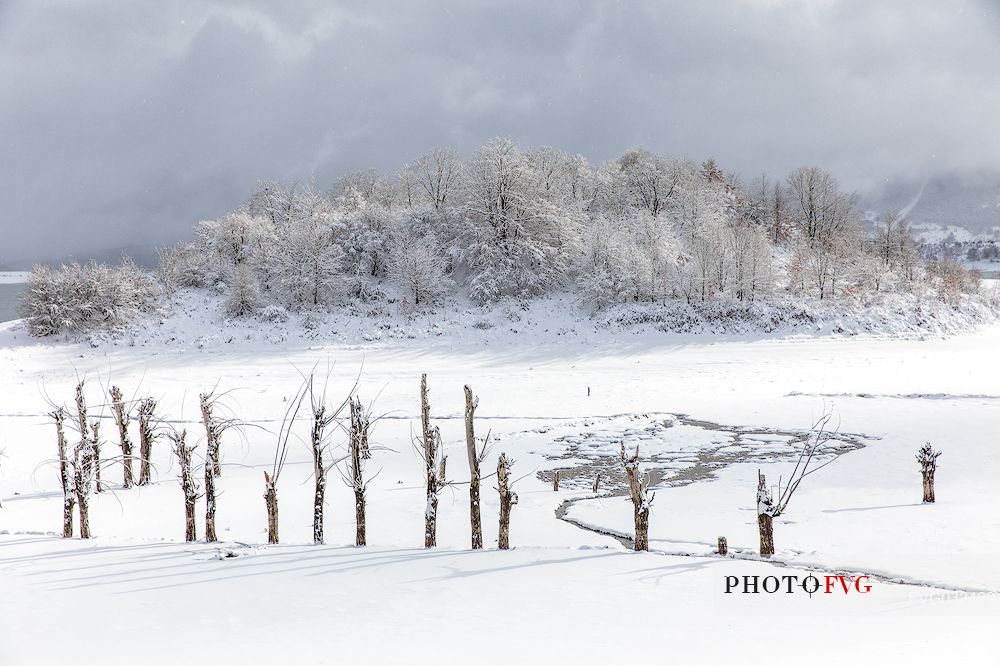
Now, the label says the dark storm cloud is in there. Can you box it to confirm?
[1,0,999,264]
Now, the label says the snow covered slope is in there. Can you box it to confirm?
[1,318,999,663]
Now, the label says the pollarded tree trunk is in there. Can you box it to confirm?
[757,471,775,557]
[922,470,935,503]
[200,393,222,478]
[72,438,95,539]
[621,444,652,552]
[758,514,774,557]
[420,374,445,548]
[917,443,941,504]
[311,403,327,545]
[497,453,518,550]
[350,397,369,546]
[264,471,279,545]
[464,385,483,550]
[53,408,75,538]
[169,429,199,542]
[109,386,134,488]
[137,398,156,486]
[204,442,218,542]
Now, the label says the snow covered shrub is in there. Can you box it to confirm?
[22,260,160,336]
[156,242,213,293]
[224,265,263,318]
[388,221,452,307]
[258,304,289,323]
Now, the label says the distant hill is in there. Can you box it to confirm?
[861,171,1000,242]
[0,245,159,272]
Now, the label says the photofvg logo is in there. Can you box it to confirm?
[725,574,872,597]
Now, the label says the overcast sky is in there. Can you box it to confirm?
[2,0,999,265]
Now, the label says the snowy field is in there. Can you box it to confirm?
[2,313,999,664]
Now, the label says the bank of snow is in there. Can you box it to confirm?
[4,286,999,351]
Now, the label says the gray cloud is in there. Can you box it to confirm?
[2,0,999,265]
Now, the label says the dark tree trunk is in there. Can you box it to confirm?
[264,472,279,544]
[717,536,728,556]
[758,513,774,557]
[621,444,651,552]
[171,430,199,542]
[53,408,75,538]
[464,385,483,550]
[497,453,517,550]
[420,374,441,548]
[552,470,560,491]
[200,393,222,478]
[592,473,602,494]
[757,471,775,557]
[137,398,156,486]
[350,398,368,546]
[204,447,218,542]
[109,386,134,488]
[73,442,93,539]
[922,470,935,503]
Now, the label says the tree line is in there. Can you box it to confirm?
[22,138,982,335]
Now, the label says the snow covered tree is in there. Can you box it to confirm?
[405,147,463,210]
[461,138,582,301]
[224,264,263,317]
[387,222,452,306]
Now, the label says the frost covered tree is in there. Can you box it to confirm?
[388,222,452,306]
[405,147,463,210]
[461,138,582,301]
[224,265,263,317]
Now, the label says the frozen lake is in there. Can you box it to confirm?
[0,282,25,322]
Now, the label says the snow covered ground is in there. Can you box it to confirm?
[2,311,999,664]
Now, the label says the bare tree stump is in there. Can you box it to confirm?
[137,398,157,486]
[497,453,518,550]
[169,429,199,542]
[757,471,775,557]
[917,443,941,504]
[52,408,75,538]
[592,473,602,494]
[350,397,370,546]
[717,536,728,556]
[552,470,560,491]
[109,386,134,488]
[621,444,653,551]
[264,471,279,544]
[420,374,445,548]
[464,385,483,550]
